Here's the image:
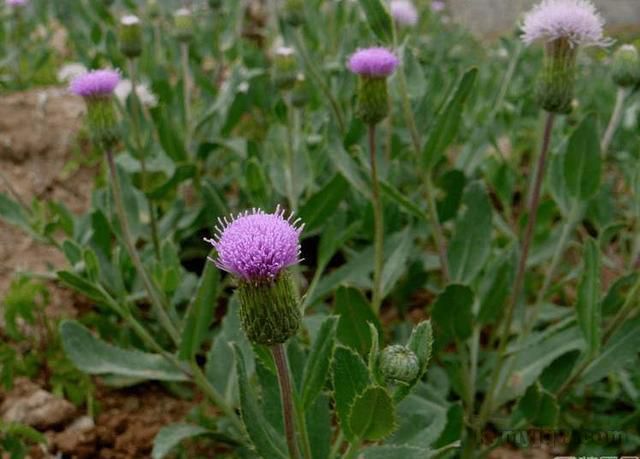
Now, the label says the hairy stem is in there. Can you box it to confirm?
[601,87,628,155]
[105,149,179,343]
[369,124,384,314]
[271,344,301,459]
[478,112,556,428]
[127,58,161,261]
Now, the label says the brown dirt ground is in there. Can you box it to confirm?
[0,87,195,459]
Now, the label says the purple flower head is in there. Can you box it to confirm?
[6,0,28,7]
[431,1,445,12]
[69,69,121,98]
[522,0,610,48]
[205,206,303,282]
[348,47,399,77]
[390,0,418,27]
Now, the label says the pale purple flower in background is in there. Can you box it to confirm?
[69,69,121,98]
[6,0,28,7]
[390,0,418,27]
[205,206,303,282]
[431,1,445,12]
[522,0,609,47]
[57,63,88,83]
[348,47,399,77]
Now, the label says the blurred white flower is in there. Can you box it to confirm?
[115,79,158,108]
[57,63,87,83]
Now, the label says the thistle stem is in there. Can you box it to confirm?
[271,344,301,459]
[478,111,556,428]
[368,124,384,314]
[105,149,179,343]
[601,87,628,155]
[127,58,161,261]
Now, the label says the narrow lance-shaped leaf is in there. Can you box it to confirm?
[575,238,601,356]
[422,68,478,169]
[357,0,394,43]
[563,113,602,201]
[152,424,210,459]
[301,316,338,408]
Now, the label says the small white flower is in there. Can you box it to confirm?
[115,79,158,108]
[57,63,88,83]
[121,14,140,25]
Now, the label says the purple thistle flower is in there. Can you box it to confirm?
[431,1,445,12]
[6,0,28,7]
[348,47,399,78]
[522,0,609,48]
[69,69,121,98]
[205,206,303,282]
[390,0,418,27]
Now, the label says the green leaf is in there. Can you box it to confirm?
[431,285,473,343]
[582,316,640,385]
[298,174,349,233]
[301,316,338,408]
[232,343,288,459]
[407,320,433,379]
[60,320,189,381]
[421,68,478,169]
[244,157,271,207]
[335,287,381,355]
[0,192,31,233]
[363,445,430,459]
[332,345,371,440]
[349,386,396,441]
[178,255,219,360]
[147,164,197,200]
[381,227,412,297]
[357,0,393,43]
[516,383,559,428]
[380,180,426,221]
[477,253,514,325]
[563,114,601,200]
[575,238,601,356]
[447,182,492,284]
[56,271,108,304]
[151,424,210,459]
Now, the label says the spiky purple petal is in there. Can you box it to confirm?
[69,69,121,98]
[348,47,399,77]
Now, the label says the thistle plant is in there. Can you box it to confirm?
[479,0,610,427]
[348,47,398,315]
[206,207,304,459]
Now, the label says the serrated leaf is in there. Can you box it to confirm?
[431,284,473,343]
[301,316,338,408]
[151,424,209,459]
[60,320,188,381]
[421,68,478,169]
[357,0,393,43]
[447,182,492,284]
[335,286,381,355]
[349,386,396,441]
[333,346,371,440]
[563,113,601,200]
[575,238,601,356]
[179,255,219,360]
[232,343,288,459]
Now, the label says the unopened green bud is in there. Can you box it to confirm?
[379,345,420,384]
[283,0,304,27]
[86,98,119,149]
[174,8,194,42]
[356,77,390,125]
[290,74,308,108]
[237,272,301,346]
[273,47,298,90]
[119,15,142,59]
[147,0,160,19]
[537,38,577,114]
[612,44,640,88]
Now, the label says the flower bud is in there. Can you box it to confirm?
[86,98,120,149]
[237,272,301,345]
[290,74,308,108]
[537,38,578,114]
[174,8,193,42]
[347,48,398,125]
[612,44,640,88]
[283,0,304,27]
[147,0,160,19]
[378,345,420,384]
[273,47,298,90]
[119,15,142,59]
